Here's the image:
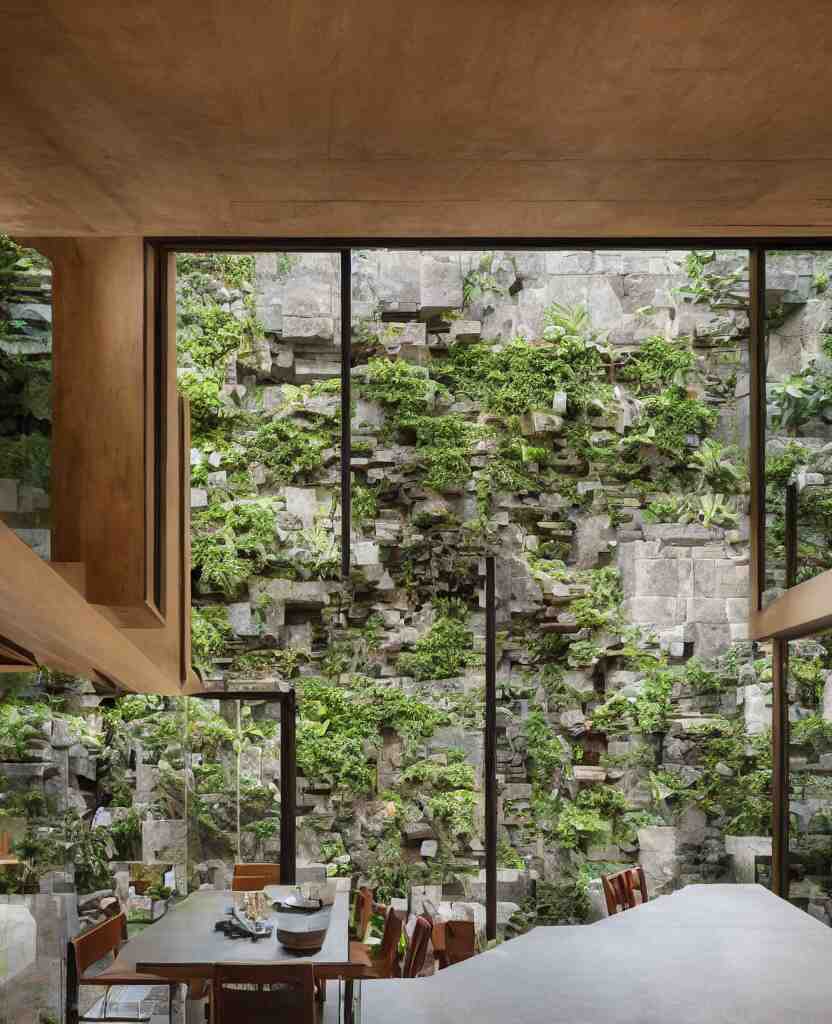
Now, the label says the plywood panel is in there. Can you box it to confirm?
[45,238,161,627]
[0,522,183,694]
[5,2,832,237]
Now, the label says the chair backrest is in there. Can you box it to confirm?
[376,906,405,978]
[444,919,476,965]
[402,916,431,978]
[420,899,437,925]
[233,862,280,885]
[231,873,272,892]
[213,962,315,1024]
[352,885,374,941]
[70,911,127,977]
[602,866,648,915]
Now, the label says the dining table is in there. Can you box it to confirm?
[359,884,832,1024]
[105,883,365,1022]
[116,885,357,980]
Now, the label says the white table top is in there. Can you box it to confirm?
[361,885,832,1024]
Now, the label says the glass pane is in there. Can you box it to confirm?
[787,630,832,923]
[764,251,832,603]
[177,251,342,690]
[349,248,762,939]
[238,697,282,866]
[0,238,53,559]
[187,696,239,884]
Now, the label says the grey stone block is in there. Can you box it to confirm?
[634,558,692,598]
[420,252,463,312]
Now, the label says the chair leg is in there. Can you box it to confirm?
[344,979,354,1024]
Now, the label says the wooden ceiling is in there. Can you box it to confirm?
[3,1,832,238]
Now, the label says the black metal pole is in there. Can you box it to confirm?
[749,246,766,613]
[772,638,790,898]
[485,556,497,941]
[340,249,351,579]
[785,483,798,590]
[281,689,297,885]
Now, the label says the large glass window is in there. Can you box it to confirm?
[786,631,832,922]
[763,251,832,603]
[0,240,52,560]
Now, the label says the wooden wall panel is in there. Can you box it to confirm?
[5,239,198,694]
[44,237,161,627]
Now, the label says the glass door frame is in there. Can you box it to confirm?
[190,689,297,884]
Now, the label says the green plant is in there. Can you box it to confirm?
[0,699,52,761]
[462,253,504,304]
[676,250,747,309]
[427,789,477,837]
[497,838,525,869]
[554,799,609,850]
[694,492,739,529]
[398,601,479,681]
[619,335,695,391]
[191,605,233,668]
[523,710,570,791]
[688,439,744,493]
[535,876,591,924]
[792,715,832,754]
[109,809,142,859]
[51,810,115,892]
[191,499,278,595]
[145,882,173,901]
[352,483,379,528]
[770,364,832,431]
[365,834,416,902]
[630,390,717,457]
[401,751,475,791]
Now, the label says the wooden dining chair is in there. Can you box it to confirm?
[231,872,272,892]
[349,905,404,978]
[602,865,648,915]
[212,962,317,1024]
[0,831,15,860]
[67,911,176,1024]
[349,885,374,941]
[402,917,431,978]
[232,862,280,886]
[442,919,476,967]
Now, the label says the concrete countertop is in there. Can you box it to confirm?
[360,885,832,1024]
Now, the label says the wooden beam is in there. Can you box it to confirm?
[0,522,185,694]
[0,634,37,672]
[750,568,832,641]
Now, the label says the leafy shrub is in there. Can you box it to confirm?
[398,601,478,681]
